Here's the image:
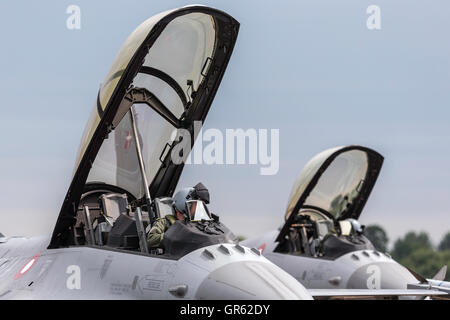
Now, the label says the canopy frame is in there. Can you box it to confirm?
[49,6,239,248]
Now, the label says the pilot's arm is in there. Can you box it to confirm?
[147,218,169,248]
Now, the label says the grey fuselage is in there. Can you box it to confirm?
[0,235,313,300]
[242,230,418,290]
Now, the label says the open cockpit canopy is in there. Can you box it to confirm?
[276,146,383,243]
[50,6,239,248]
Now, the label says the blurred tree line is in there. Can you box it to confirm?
[365,225,450,281]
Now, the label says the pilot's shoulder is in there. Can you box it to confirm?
[165,215,177,225]
[149,218,167,231]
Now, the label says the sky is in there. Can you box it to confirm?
[0,0,449,249]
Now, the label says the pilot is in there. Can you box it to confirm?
[347,218,364,235]
[146,182,210,249]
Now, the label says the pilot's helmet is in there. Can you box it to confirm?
[173,183,212,222]
[173,187,195,216]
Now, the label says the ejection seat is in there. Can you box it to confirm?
[310,219,334,257]
[74,190,143,251]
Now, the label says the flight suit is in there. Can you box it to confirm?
[147,214,177,248]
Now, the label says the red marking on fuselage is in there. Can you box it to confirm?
[14,252,40,280]
[258,243,266,254]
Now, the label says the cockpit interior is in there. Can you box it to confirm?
[71,184,237,259]
[275,206,374,259]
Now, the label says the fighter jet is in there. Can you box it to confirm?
[0,6,443,301]
[242,145,448,298]
[0,5,316,300]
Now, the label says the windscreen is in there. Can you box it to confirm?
[303,150,369,220]
[285,147,342,221]
[187,200,212,221]
[83,12,217,198]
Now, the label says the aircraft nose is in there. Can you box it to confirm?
[347,260,419,290]
[195,260,313,300]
